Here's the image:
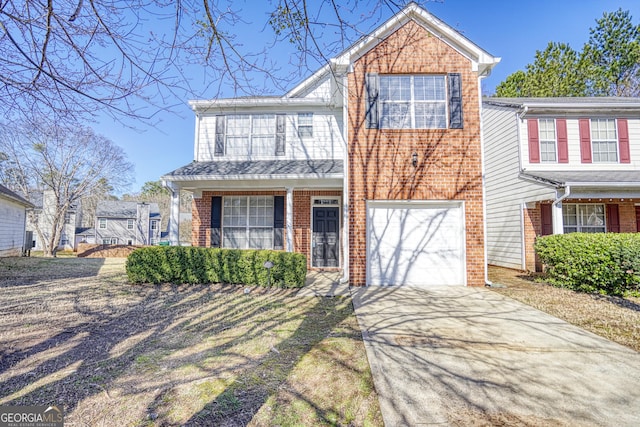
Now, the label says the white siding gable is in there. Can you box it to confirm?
[0,198,27,257]
[195,111,344,162]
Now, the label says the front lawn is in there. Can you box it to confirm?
[0,257,382,426]
[489,265,640,352]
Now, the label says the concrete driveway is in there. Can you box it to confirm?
[351,285,640,426]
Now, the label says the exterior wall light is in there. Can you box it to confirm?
[412,152,418,168]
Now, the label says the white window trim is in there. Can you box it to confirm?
[297,113,313,138]
[98,218,107,229]
[562,203,606,233]
[538,118,557,163]
[590,118,619,163]
[379,74,448,129]
[222,196,275,249]
[127,219,135,230]
[225,114,277,157]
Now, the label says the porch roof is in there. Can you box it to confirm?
[162,159,344,181]
[520,170,640,188]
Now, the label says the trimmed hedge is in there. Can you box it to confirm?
[126,246,307,288]
[535,233,640,296]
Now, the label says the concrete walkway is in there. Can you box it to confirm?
[351,285,640,426]
[296,271,350,297]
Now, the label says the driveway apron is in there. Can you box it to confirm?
[351,285,640,426]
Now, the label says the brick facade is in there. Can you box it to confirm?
[191,189,342,269]
[347,21,486,286]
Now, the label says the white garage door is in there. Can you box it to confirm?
[367,201,466,287]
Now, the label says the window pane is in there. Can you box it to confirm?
[414,76,445,101]
[591,119,618,163]
[226,136,250,156]
[380,76,411,101]
[249,196,274,226]
[415,102,446,129]
[249,228,273,249]
[223,197,247,227]
[381,102,411,128]
[223,228,247,249]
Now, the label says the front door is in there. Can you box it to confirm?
[313,207,339,267]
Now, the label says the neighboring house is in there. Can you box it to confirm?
[75,227,96,247]
[0,184,34,257]
[95,201,162,245]
[483,97,640,272]
[162,3,500,287]
[26,190,81,252]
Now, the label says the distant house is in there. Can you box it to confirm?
[0,184,33,257]
[25,190,81,252]
[95,201,162,245]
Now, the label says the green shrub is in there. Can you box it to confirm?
[126,246,307,288]
[535,233,640,296]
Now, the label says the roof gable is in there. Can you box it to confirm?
[287,2,500,98]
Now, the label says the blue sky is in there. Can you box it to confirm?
[99,0,640,193]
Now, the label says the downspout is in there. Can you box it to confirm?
[552,185,571,234]
[339,69,350,285]
[478,73,492,286]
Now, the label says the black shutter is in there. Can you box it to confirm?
[210,196,222,247]
[214,115,225,156]
[365,73,379,129]
[275,114,286,156]
[273,196,285,250]
[448,73,463,129]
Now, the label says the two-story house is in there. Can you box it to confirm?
[162,3,500,287]
[26,189,81,251]
[483,97,640,272]
[95,201,162,245]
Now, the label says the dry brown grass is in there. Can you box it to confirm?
[0,257,382,426]
[488,265,640,352]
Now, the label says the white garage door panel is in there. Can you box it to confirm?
[367,203,465,287]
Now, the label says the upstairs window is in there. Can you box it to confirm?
[538,119,557,162]
[366,73,462,130]
[379,75,447,129]
[298,113,313,138]
[151,220,158,231]
[591,119,618,162]
[127,219,135,230]
[98,218,107,229]
[215,114,286,157]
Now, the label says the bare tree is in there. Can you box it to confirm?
[0,1,407,125]
[0,121,134,256]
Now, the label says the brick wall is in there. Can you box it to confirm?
[523,204,542,272]
[347,20,486,286]
[191,189,342,269]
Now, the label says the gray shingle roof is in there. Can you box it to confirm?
[484,97,640,109]
[96,201,161,218]
[0,184,33,207]
[163,160,344,179]
[521,170,640,186]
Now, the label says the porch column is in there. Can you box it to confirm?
[552,201,564,235]
[163,180,181,245]
[286,187,293,252]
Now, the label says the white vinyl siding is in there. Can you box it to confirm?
[196,112,344,162]
[222,196,274,249]
[0,198,27,257]
[483,104,557,270]
[379,75,447,129]
[591,119,618,163]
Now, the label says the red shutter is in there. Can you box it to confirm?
[617,119,631,163]
[527,119,540,163]
[556,119,569,163]
[607,204,620,233]
[579,119,592,163]
[540,204,553,235]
